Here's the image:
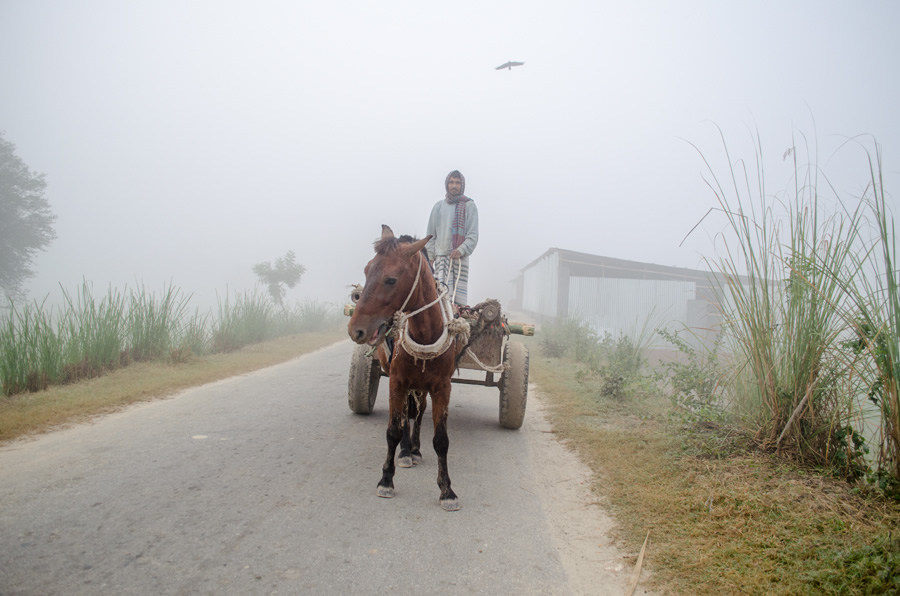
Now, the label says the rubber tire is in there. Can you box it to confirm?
[348,344,381,414]
[498,342,529,429]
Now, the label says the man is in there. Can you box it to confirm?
[426,170,479,307]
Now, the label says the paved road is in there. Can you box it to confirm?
[0,340,631,595]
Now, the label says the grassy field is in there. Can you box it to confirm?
[526,334,900,595]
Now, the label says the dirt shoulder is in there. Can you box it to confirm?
[526,385,658,596]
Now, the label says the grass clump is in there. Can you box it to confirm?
[689,127,866,472]
[804,533,900,595]
[678,128,900,490]
[819,141,900,494]
[0,281,343,397]
[125,283,191,362]
[210,289,274,353]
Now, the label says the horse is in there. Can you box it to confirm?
[347,225,466,511]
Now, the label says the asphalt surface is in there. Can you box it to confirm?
[0,340,600,596]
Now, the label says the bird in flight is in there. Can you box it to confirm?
[495,61,524,71]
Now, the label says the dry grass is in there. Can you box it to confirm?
[0,330,345,443]
[529,345,900,595]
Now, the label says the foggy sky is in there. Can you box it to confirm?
[1,1,898,311]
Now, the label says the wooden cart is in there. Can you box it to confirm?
[345,299,534,429]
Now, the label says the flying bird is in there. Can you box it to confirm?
[495,61,524,71]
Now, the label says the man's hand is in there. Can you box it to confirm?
[450,249,462,260]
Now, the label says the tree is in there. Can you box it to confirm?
[252,250,306,309]
[0,132,57,301]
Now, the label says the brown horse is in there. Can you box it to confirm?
[348,225,463,511]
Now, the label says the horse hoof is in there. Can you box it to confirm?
[397,456,413,468]
[411,453,423,465]
[376,485,394,498]
[440,497,461,511]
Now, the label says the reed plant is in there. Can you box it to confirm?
[126,283,192,362]
[816,140,900,488]
[690,128,864,469]
[58,282,127,382]
[176,309,211,359]
[1,280,342,396]
[210,289,274,353]
[0,298,62,394]
[283,298,343,333]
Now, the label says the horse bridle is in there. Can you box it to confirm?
[397,252,444,319]
[387,252,459,361]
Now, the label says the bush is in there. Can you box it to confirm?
[655,328,727,424]
[537,316,600,361]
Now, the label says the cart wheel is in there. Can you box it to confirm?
[498,342,529,429]
[348,344,381,414]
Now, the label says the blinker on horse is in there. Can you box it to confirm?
[347,225,465,511]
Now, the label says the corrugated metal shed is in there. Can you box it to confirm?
[514,248,733,347]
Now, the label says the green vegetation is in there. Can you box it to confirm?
[0,281,343,397]
[685,130,898,489]
[532,319,900,595]
[529,130,900,593]
[538,315,654,400]
[689,128,873,479]
[822,143,900,493]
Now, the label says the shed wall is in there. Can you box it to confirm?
[568,277,696,345]
[522,252,558,317]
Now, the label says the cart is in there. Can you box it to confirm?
[345,299,535,429]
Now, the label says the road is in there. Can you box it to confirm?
[0,340,644,595]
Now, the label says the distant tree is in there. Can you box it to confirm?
[252,250,306,309]
[0,132,57,301]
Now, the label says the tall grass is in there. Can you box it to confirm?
[59,282,127,381]
[0,298,62,393]
[126,283,192,362]
[0,283,341,397]
[178,309,211,360]
[283,298,344,333]
[210,289,274,353]
[817,140,900,488]
[689,127,867,471]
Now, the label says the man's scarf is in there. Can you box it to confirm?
[444,170,471,252]
[447,195,471,251]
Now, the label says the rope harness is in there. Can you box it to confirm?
[358,253,506,374]
[390,254,470,369]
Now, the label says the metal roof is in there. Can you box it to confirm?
[519,247,732,286]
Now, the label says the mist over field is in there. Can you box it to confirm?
[2,1,898,312]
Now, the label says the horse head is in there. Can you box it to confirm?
[348,225,431,346]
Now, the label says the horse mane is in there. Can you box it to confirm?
[374,234,423,256]
[373,236,401,255]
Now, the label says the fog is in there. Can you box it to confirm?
[2,1,898,312]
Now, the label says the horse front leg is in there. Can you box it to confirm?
[431,380,460,511]
[409,390,426,465]
[398,390,426,468]
[376,381,406,498]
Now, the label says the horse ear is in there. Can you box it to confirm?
[404,235,431,257]
[381,225,395,240]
